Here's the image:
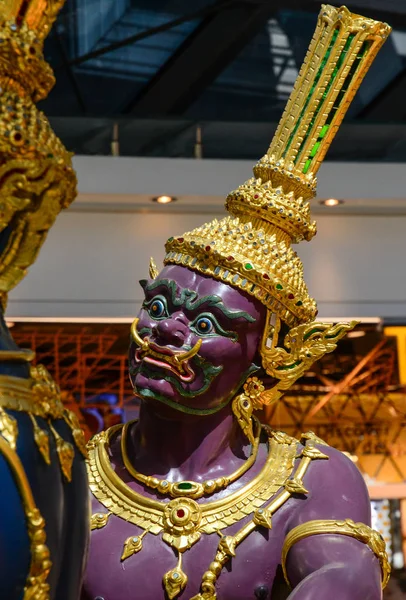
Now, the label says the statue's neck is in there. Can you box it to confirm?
[127,400,250,482]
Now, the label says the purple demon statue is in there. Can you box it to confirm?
[82,6,391,600]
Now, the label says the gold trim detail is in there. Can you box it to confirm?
[121,418,261,499]
[0,349,35,362]
[63,409,88,459]
[281,519,391,590]
[0,406,18,450]
[0,435,51,599]
[259,314,358,404]
[0,1,76,299]
[0,371,87,461]
[49,422,74,483]
[29,413,50,465]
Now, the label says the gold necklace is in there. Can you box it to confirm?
[87,424,298,548]
[120,418,262,500]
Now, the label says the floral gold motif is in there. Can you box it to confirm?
[163,497,202,552]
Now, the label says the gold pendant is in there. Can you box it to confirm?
[121,532,146,561]
[63,409,88,458]
[90,512,111,531]
[49,423,74,482]
[163,553,188,599]
[29,414,50,465]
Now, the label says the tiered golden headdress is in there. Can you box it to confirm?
[163,5,391,401]
[0,0,75,302]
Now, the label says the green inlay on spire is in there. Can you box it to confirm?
[282,28,339,160]
[301,32,356,174]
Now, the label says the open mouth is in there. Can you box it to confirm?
[135,341,197,383]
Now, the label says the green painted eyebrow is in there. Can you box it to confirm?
[140,278,256,323]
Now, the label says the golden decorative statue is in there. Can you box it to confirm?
[0,1,88,599]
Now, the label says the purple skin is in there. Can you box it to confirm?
[82,266,382,600]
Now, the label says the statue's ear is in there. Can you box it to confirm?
[139,279,148,290]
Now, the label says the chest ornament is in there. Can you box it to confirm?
[88,425,327,599]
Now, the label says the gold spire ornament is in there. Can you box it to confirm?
[0,0,76,306]
[163,5,391,401]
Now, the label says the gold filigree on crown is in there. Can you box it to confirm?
[164,216,316,328]
[165,5,391,329]
[0,0,76,300]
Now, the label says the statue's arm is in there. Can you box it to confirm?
[282,446,386,600]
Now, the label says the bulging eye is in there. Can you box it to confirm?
[195,316,214,334]
[149,299,166,318]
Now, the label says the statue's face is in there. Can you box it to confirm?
[129,265,267,415]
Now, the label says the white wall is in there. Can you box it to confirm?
[7,156,406,320]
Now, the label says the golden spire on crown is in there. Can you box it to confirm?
[0,0,76,301]
[163,6,391,402]
[165,5,391,328]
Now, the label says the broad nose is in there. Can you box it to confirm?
[154,316,188,348]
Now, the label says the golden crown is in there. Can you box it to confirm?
[165,5,391,328]
[0,0,76,300]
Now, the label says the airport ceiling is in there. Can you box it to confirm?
[43,0,406,160]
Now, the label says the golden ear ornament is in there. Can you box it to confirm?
[258,313,358,404]
[231,377,265,443]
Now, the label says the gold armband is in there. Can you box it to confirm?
[281,519,390,589]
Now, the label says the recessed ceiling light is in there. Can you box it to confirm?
[319,198,344,207]
[6,321,15,328]
[152,195,177,204]
[347,330,366,338]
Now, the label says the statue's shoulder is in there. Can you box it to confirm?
[291,430,371,521]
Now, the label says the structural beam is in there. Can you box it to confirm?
[125,0,276,116]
